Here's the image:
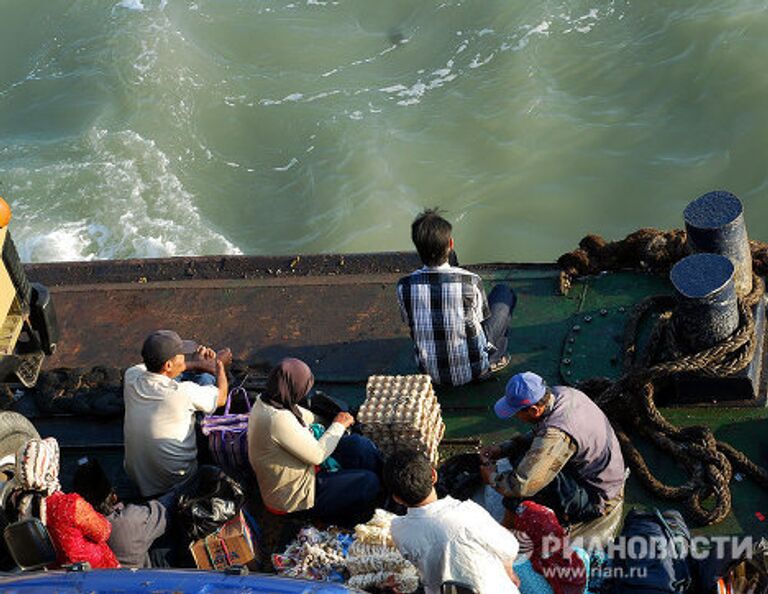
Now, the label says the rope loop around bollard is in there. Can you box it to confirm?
[560,228,768,526]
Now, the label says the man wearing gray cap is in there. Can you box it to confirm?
[479,371,626,545]
[123,330,230,497]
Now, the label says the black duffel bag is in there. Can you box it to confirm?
[174,465,245,542]
[607,508,692,593]
[436,453,483,501]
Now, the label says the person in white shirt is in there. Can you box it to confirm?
[384,448,521,594]
[123,330,229,497]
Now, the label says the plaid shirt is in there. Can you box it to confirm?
[396,264,491,386]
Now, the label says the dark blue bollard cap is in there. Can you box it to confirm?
[684,191,743,230]
[670,253,734,299]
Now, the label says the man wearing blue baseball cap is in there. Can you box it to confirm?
[480,371,626,545]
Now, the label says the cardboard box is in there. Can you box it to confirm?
[189,512,261,570]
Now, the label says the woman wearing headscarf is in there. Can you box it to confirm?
[247,358,381,523]
[13,437,119,569]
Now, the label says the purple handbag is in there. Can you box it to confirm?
[201,386,253,479]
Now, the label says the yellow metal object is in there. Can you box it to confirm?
[0,227,16,332]
[0,301,23,356]
[0,197,11,228]
[0,225,25,355]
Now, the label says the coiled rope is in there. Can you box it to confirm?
[560,229,768,526]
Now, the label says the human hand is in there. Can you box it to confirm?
[216,348,233,367]
[195,345,216,361]
[333,412,355,429]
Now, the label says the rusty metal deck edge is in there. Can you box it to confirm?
[24,253,557,287]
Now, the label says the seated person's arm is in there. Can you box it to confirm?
[481,433,533,464]
[272,413,346,466]
[184,346,232,375]
[74,496,112,543]
[491,428,576,498]
[185,360,228,411]
[470,505,520,587]
[213,360,228,408]
[395,284,410,325]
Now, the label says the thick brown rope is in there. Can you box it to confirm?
[563,229,768,526]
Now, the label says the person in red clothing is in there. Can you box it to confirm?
[513,501,587,594]
[13,437,119,569]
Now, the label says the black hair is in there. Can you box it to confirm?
[411,208,453,267]
[143,356,165,373]
[383,448,435,506]
[72,458,117,516]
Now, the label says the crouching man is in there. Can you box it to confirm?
[385,449,521,594]
[480,371,626,547]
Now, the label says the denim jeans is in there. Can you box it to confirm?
[312,434,382,525]
[176,371,217,386]
[483,284,517,365]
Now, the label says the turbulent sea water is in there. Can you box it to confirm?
[1,0,767,264]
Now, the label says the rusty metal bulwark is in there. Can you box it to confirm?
[19,254,417,374]
[23,253,540,376]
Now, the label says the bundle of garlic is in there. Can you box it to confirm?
[346,509,420,593]
[358,375,445,465]
[353,508,396,547]
[272,526,352,582]
[347,567,420,593]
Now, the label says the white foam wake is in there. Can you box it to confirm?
[2,128,241,263]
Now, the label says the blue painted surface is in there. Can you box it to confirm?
[0,569,360,593]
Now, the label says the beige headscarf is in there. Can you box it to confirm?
[14,437,61,524]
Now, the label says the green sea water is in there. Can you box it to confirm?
[1,0,767,264]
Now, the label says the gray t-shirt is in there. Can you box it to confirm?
[107,500,167,568]
[123,364,218,497]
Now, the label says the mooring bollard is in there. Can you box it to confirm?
[669,253,739,353]
[683,190,752,297]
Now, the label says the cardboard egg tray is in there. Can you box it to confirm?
[359,375,445,464]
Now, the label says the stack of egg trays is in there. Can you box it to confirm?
[359,374,446,464]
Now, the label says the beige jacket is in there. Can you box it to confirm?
[247,397,345,512]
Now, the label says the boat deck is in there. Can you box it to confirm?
[20,254,768,538]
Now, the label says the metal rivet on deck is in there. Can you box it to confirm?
[568,337,576,343]
[584,315,592,323]
[572,325,581,332]
[562,358,571,365]
[566,347,573,354]
[565,370,572,376]
[618,306,626,313]
[600,309,608,316]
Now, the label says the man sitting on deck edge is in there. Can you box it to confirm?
[396,208,515,386]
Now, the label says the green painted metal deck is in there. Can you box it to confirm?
[22,254,768,538]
